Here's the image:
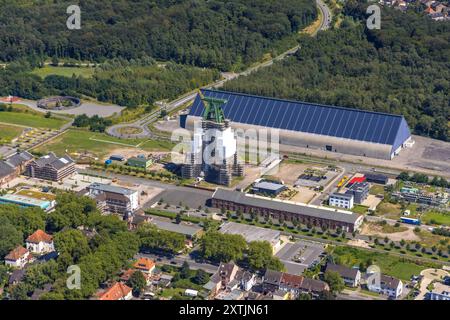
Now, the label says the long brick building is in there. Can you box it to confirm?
[211,189,363,232]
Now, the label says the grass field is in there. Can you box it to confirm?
[33,129,174,158]
[421,211,450,226]
[32,66,95,78]
[0,124,23,144]
[352,204,369,214]
[369,185,385,195]
[331,246,439,281]
[0,111,67,129]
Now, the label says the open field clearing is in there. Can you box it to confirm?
[33,129,174,159]
[32,66,96,78]
[0,111,67,129]
[0,124,24,144]
[331,246,439,281]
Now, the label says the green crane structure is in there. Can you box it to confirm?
[200,92,228,124]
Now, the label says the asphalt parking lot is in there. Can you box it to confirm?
[275,240,325,275]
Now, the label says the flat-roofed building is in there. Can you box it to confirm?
[219,222,281,252]
[211,189,363,232]
[25,152,75,181]
[127,156,152,169]
[252,181,287,196]
[150,217,203,239]
[0,194,53,211]
[329,193,354,209]
[87,182,139,215]
[345,181,369,204]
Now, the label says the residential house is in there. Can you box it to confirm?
[97,282,133,300]
[366,273,403,299]
[26,229,55,254]
[8,269,26,286]
[4,246,31,269]
[133,257,156,274]
[262,269,329,298]
[25,152,75,182]
[120,269,152,286]
[325,263,361,287]
[127,209,152,230]
[240,271,256,292]
[203,262,240,297]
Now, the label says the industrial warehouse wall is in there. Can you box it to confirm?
[185,116,394,160]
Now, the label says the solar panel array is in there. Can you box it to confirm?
[190,89,410,148]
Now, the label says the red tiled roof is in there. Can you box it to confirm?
[133,257,155,272]
[26,229,53,244]
[5,246,29,261]
[280,273,304,288]
[120,269,136,282]
[98,282,132,300]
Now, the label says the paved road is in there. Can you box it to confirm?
[106,0,334,139]
[316,0,332,34]
[17,99,124,118]
[107,45,301,140]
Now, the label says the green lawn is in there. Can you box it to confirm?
[0,124,23,144]
[0,111,67,129]
[352,205,369,214]
[331,246,439,281]
[33,129,173,158]
[421,211,450,227]
[369,185,385,195]
[32,66,95,78]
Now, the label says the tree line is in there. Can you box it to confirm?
[224,3,450,142]
[0,0,316,71]
[0,59,220,108]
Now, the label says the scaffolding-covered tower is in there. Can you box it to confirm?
[181,95,244,186]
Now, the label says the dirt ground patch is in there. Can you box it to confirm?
[289,187,317,204]
[105,148,168,162]
[360,223,420,242]
[348,239,371,249]
[266,162,326,186]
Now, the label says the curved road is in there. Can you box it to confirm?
[107,1,333,140]
[316,0,332,33]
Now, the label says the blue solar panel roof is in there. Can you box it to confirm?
[189,89,411,150]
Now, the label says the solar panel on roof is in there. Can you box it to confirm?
[189,89,410,148]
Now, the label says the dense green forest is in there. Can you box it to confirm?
[0,0,317,71]
[224,2,450,141]
[0,58,219,107]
